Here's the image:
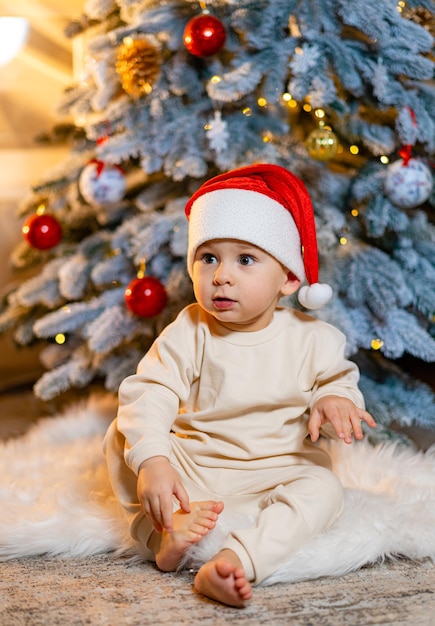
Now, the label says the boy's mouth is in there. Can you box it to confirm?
[212,297,235,310]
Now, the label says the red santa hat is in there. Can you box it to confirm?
[184,163,332,309]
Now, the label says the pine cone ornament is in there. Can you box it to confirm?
[116,37,161,99]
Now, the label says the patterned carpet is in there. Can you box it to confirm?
[1,554,435,625]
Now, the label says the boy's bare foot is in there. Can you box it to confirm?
[155,500,224,572]
[194,549,253,608]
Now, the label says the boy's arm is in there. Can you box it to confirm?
[307,322,376,443]
[117,308,200,474]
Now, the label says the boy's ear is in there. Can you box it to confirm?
[281,271,301,296]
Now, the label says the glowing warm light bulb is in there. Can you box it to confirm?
[0,17,29,66]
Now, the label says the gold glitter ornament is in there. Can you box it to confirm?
[306,127,338,161]
[116,37,161,99]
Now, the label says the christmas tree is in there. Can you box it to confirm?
[1,0,434,444]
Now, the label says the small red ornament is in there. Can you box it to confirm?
[22,213,63,250]
[183,14,226,57]
[124,276,168,317]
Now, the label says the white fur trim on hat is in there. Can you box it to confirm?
[187,188,305,280]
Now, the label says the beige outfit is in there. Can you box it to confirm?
[104,304,364,583]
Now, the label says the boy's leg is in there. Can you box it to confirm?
[221,465,344,585]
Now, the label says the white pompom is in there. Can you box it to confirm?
[298,283,333,309]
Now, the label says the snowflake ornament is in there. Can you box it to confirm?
[206,111,230,157]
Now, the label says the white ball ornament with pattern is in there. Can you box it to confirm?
[384,158,432,209]
[79,161,126,207]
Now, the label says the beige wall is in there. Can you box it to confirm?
[0,2,81,391]
[0,147,67,390]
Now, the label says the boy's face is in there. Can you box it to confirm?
[192,239,300,332]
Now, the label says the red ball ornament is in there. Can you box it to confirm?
[22,213,63,250]
[183,14,226,57]
[124,276,168,318]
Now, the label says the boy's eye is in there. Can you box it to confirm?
[202,253,217,264]
[239,255,254,266]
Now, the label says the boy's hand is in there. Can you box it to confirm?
[137,456,190,533]
[309,395,377,444]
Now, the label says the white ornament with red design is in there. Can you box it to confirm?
[384,157,433,209]
[79,160,126,207]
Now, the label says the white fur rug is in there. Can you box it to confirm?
[1,394,435,586]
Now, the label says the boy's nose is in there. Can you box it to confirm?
[213,263,233,285]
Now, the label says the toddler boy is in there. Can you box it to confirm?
[104,164,376,607]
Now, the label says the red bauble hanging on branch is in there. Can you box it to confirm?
[124,275,168,318]
[183,14,226,57]
[22,213,63,250]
